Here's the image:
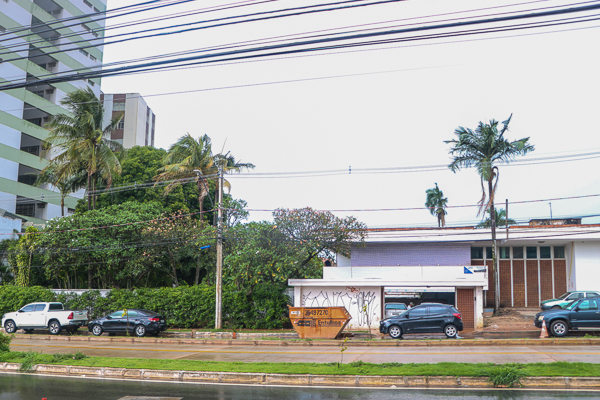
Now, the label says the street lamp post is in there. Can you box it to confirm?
[215,162,224,329]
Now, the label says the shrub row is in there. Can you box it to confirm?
[0,285,291,330]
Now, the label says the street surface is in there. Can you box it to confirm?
[1,374,599,400]
[10,337,600,364]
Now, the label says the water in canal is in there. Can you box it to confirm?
[0,374,598,400]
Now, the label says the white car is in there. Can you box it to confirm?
[2,302,88,335]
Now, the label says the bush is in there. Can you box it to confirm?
[0,284,291,329]
[0,331,12,352]
[486,364,527,387]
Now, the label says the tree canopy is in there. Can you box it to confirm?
[425,183,448,228]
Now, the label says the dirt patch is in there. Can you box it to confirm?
[480,308,539,332]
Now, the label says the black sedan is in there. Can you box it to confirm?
[88,309,167,337]
[379,303,463,339]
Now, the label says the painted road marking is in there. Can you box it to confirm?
[10,343,600,356]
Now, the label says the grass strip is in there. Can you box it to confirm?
[1,352,600,378]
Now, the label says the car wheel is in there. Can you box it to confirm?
[444,324,458,338]
[4,320,17,334]
[388,325,402,339]
[550,320,568,337]
[551,306,562,310]
[48,320,62,335]
[92,324,103,336]
[134,324,147,337]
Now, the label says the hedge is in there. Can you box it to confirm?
[0,285,291,330]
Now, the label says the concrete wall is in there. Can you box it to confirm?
[0,214,22,239]
[572,241,600,291]
[293,285,382,329]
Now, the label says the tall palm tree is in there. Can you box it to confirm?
[154,134,254,219]
[477,208,517,228]
[425,183,448,228]
[445,114,534,310]
[44,88,124,210]
[35,161,86,216]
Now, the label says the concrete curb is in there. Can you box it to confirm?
[1,363,600,388]
[10,334,600,347]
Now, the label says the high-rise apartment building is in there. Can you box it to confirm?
[0,0,107,222]
[101,93,156,148]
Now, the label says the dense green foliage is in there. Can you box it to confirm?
[0,285,290,329]
[425,183,448,228]
[0,332,12,353]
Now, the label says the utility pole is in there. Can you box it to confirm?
[215,162,224,330]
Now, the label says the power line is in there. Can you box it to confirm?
[3,2,600,89]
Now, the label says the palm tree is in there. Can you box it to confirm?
[44,88,124,210]
[445,114,534,310]
[477,208,517,228]
[35,161,86,216]
[425,183,448,228]
[154,134,254,219]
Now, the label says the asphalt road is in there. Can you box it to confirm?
[10,337,600,364]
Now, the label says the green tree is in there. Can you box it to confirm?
[37,201,165,289]
[44,88,124,210]
[446,115,534,310]
[36,161,86,217]
[154,134,254,221]
[425,183,448,227]
[223,221,322,292]
[12,227,40,287]
[272,207,367,267]
[94,146,203,215]
[477,208,517,228]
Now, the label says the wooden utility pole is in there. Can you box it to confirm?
[215,163,224,329]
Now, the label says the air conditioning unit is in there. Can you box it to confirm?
[37,202,46,209]
[42,116,50,123]
[45,88,55,94]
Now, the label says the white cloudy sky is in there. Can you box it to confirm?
[100,0,600,227]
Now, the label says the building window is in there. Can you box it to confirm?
[471,247,483,259]
[512,247,524,259]
[117,119,124,129]
[79,49,89,57]
[554,246,565,259]
[16,203,35,217]
[83,0,92,7]
[499,247,510,259]
[540,246,551,259]
[113,101,125,111]
[486,247,493,259]
[526,246,537,259]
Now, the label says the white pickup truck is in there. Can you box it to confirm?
[2,302,88,335]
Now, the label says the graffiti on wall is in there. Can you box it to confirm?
[301,288,378,327]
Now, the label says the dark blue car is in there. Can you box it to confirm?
[88,309,167,337]
[380,303,463,339]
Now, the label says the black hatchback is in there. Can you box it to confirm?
[88,309,167,337]
[379,303,463,339]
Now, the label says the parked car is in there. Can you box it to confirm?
[1,302,88,335]
[87,309,167,337]
[384,303,408,318]
[534,297,600,337]
[540,291,600,310]
[379,303,463,339]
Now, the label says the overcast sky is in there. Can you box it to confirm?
[100,0,600,228]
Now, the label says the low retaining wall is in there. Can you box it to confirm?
[1,363,600,388]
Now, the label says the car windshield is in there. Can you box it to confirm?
[565,301,578,310]
[557,292,571,300]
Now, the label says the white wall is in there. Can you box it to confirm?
[293,285,382,330]
[572,241,600,291]
[0,214,22,239]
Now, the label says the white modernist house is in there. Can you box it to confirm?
[0,0,107,223]
[289,221,600,330]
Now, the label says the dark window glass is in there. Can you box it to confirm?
[499,247,510,259]
[540,247,551,259]
[577,299,597,311]
[554,246,565,259]
[428,306,447,315]
[526,247,538,259]
[33,304,45,312]
[49,303,63,310]
[21,305,34,312]
[408,307,428,318]
[513,247,524,259]
[486,247,493,259]
[123,310,138,318]
[471,247,483,259]
[585,292,600,298]
[571,293,585,299]
[109,311,124,318]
